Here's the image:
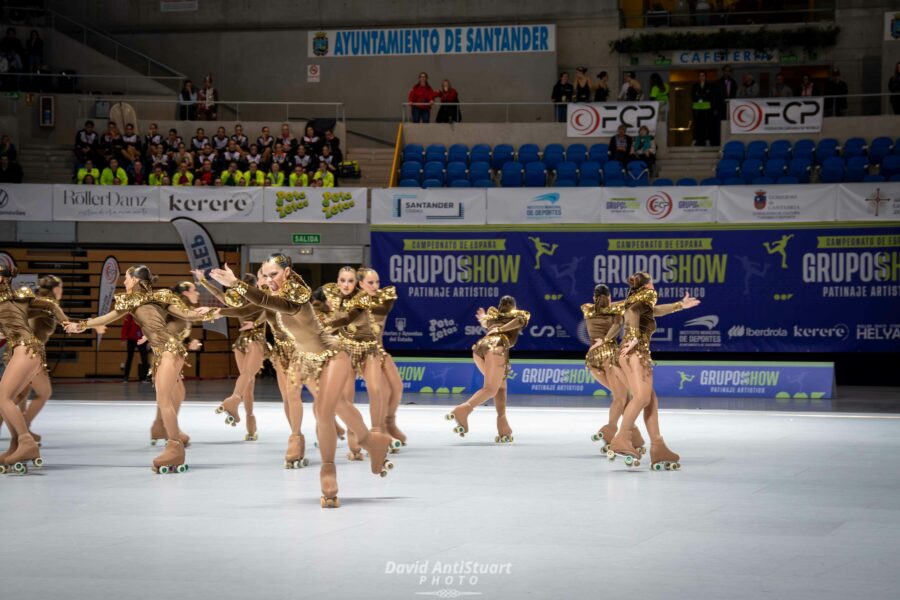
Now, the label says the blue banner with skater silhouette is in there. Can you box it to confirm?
[370,224,900,353]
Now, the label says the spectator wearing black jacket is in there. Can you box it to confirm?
[691,72,714,146]
[712,65,736,145]
[608,125,633,163]
[1,133,18,163]
[824,68,848,117]
[74,120,100,165]
[324,129,343,163]
[0,156,23,183]
[552,72,573,123]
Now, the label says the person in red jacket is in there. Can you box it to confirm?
[408,72,434,123]
[121,313,150,382]
[435,79,461,123]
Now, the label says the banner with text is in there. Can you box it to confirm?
[836,183,900,221]
[0,184,52,221]
[161,186,263,223]
[371,225,900,353]
[486,188,603,225]
[602,186,717,224]
[371,188,487,225]
[263,187,367,223]
[308,24,555,58]
[717,184,835,223]
[52,185,160,222]
[729,98,824,134]
[567,102,660,137]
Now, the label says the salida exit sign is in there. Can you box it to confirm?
[292,233,321,244]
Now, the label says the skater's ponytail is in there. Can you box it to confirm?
[37,275,63,297]
[627,271,651,292]
[127,265,157,293]
[593,284,610,307]
[498,295,516,312]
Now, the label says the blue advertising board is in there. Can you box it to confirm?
[371,224,900,353]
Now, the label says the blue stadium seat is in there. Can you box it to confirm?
[403,143,424,163]
[470,144,491,165]
[776,176,799,184]
[845,156,869,183]
[491,144,515,170]
[818,157,845,184]
[699,177,719,185]
[883,155,900,179]
[567,143,588,165]
[654,178,674,186]
[723,177,744,185]
[400,161,422,182]
[542,144,565,171]
[722,140,745,162]
[423,178,443,188]
[764,159,787,180]
[740,159,763,183]
[815,139,839,164]
[425,144,447,164]
[862,174,885,183]
[752,176,775,185]
[518,143,541,165]
[398,178,420,188]
[588,143,610,165]
[555,161,579,185]
[715,158,739,181]
[627,160,649,185]
[472,178,494,188]
[579,161,602,186]
[788,158,812,183]
[746,141,768,162]
[769,140,792,162]
[869,137,893,165]
[448,144,469,165]
[677,177,698,186]
[603,161,625,182]
[446,161,468,185]
[449,179,472,188]
[793,139,815,162]
[894,138,900,154]
[524,161,547,186]
[842,138,867,159]
[500,161,524,187]
[423,161,445,184]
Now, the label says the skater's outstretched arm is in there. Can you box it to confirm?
[166,304,217,322]
[66,308,129,332]
[653,293,700,317]
[30,297,70,323]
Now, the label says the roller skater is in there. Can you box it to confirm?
[152,439,188,474]
[320,462,339,508]
[284,433,309,468]
[650,436,681,471]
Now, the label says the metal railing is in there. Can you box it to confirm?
[621,7,836,29]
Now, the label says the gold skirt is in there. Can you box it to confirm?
[472,334,512,379]
[232,328,269,356]
[339,335,384,376]
[585,340,619,373]
[149,336,190,379]
[620,327,653,376]
[3,336,47,371]
[270,336,296,373]
[296,348,341,384]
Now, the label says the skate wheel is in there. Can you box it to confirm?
[601,444,611,453]
[244,433,258,441]
[321,496,340,508]
[653,463,663,471]
[633,460,641,468]
[672,463,681,471]
[624,456,635,466]
[159,465,171,474]
[401,441,407,446]
[444,413,453,421]
[33,457,43,468]
[390,439,402,449]
[0,465,6,474]
[383,459,394,470]
[14,462,26,474]
[301,458,310,468]
[215,406,224,414]
[591,433,601,442]
[226,416,236,426]
[150,439,158,446]
[389,447,400,454]
[176,464,188,474]
[606,449,616,460]
[639,446,647,456]
[494,435,500,443]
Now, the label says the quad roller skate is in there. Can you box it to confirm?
[320,462,340,508]
[150,418,167,446]
[214,395,242,427]
[30,431,41,447]
[494,414,514,444]
[152,440,188,474]
[631,428,647,456]
[359,431,394,477]
[244,414,258,441]
[606,428,642,467]
[445,403,473,438]
[373,426,403,454]
[385,414,407,448]
[284,434,309,469]
[650,438,681,471]
[0,434,43,474]
[591,424,617,453]
[346,430,365,461]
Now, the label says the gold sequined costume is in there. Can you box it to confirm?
[620,288,658,375]
[471,307,530,377]
[323,283,398,376]
[582,301,625,373]
[0,284,68,367]
[199,278,271,364]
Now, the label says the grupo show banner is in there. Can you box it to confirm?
[263,187,367,223]
[371,188,487,225]
[308,24,555,58]
[371,224,900,353]
[729,98,824,134]
[567,102,660,137]
[355,358,835,399]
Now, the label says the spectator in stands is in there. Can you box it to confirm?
[172,143,193,174]
[77,159,99,184]
[245,143,263,169]
[890,62,900,115]
[771,73,793,97]
[608,125,633,163]
[143,123,163,159]
[0,28,24,71]
[736,73,758,98]
[195,159,215,185]
[243,162,265,186]
[212,126,229,154]
[573,67,592,103]
[173,161,194,185]
[0,133,17,162]
[302,125,322,155]
[82,174,96,185]
[257,126,274,161]
[24,30,42,73]
[178,80,197,120]
[551,72,573,122]
[100,158,127,185]
[121,313,149,383]
[435,79,461,123]
[800,74,815,97]
[197,143,218,171]
[221,162,242,186]
[289,165,308,187]
[164,128,182,157]
[127,160,148,185]
[267,162,285,186]
[712,65,736,145]
[649,72,669,120]
[161,175,171,185]
[691,71,714,146]
[231,124,249,150]
[323,129,343,163]
[190,128,208,152]
[313,162,334,187]
[633,125,657,175]
[408,71,435,123]
[593,71,610,102]
[222,139,243,168]
[120,123,142,166]
[824,68,848,117]
[149,164,165,186]
[0,155,22,183]
[278,124,297,153]
[74,120,100,165]
[618,71,642,101]
[318,145,338,185]
[100,122,123,167]
[197,74,217,121]
[293,144,315,172]
[270,142,289,172]
[149,144,169,173]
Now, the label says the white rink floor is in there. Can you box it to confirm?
[2,392,900,600]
